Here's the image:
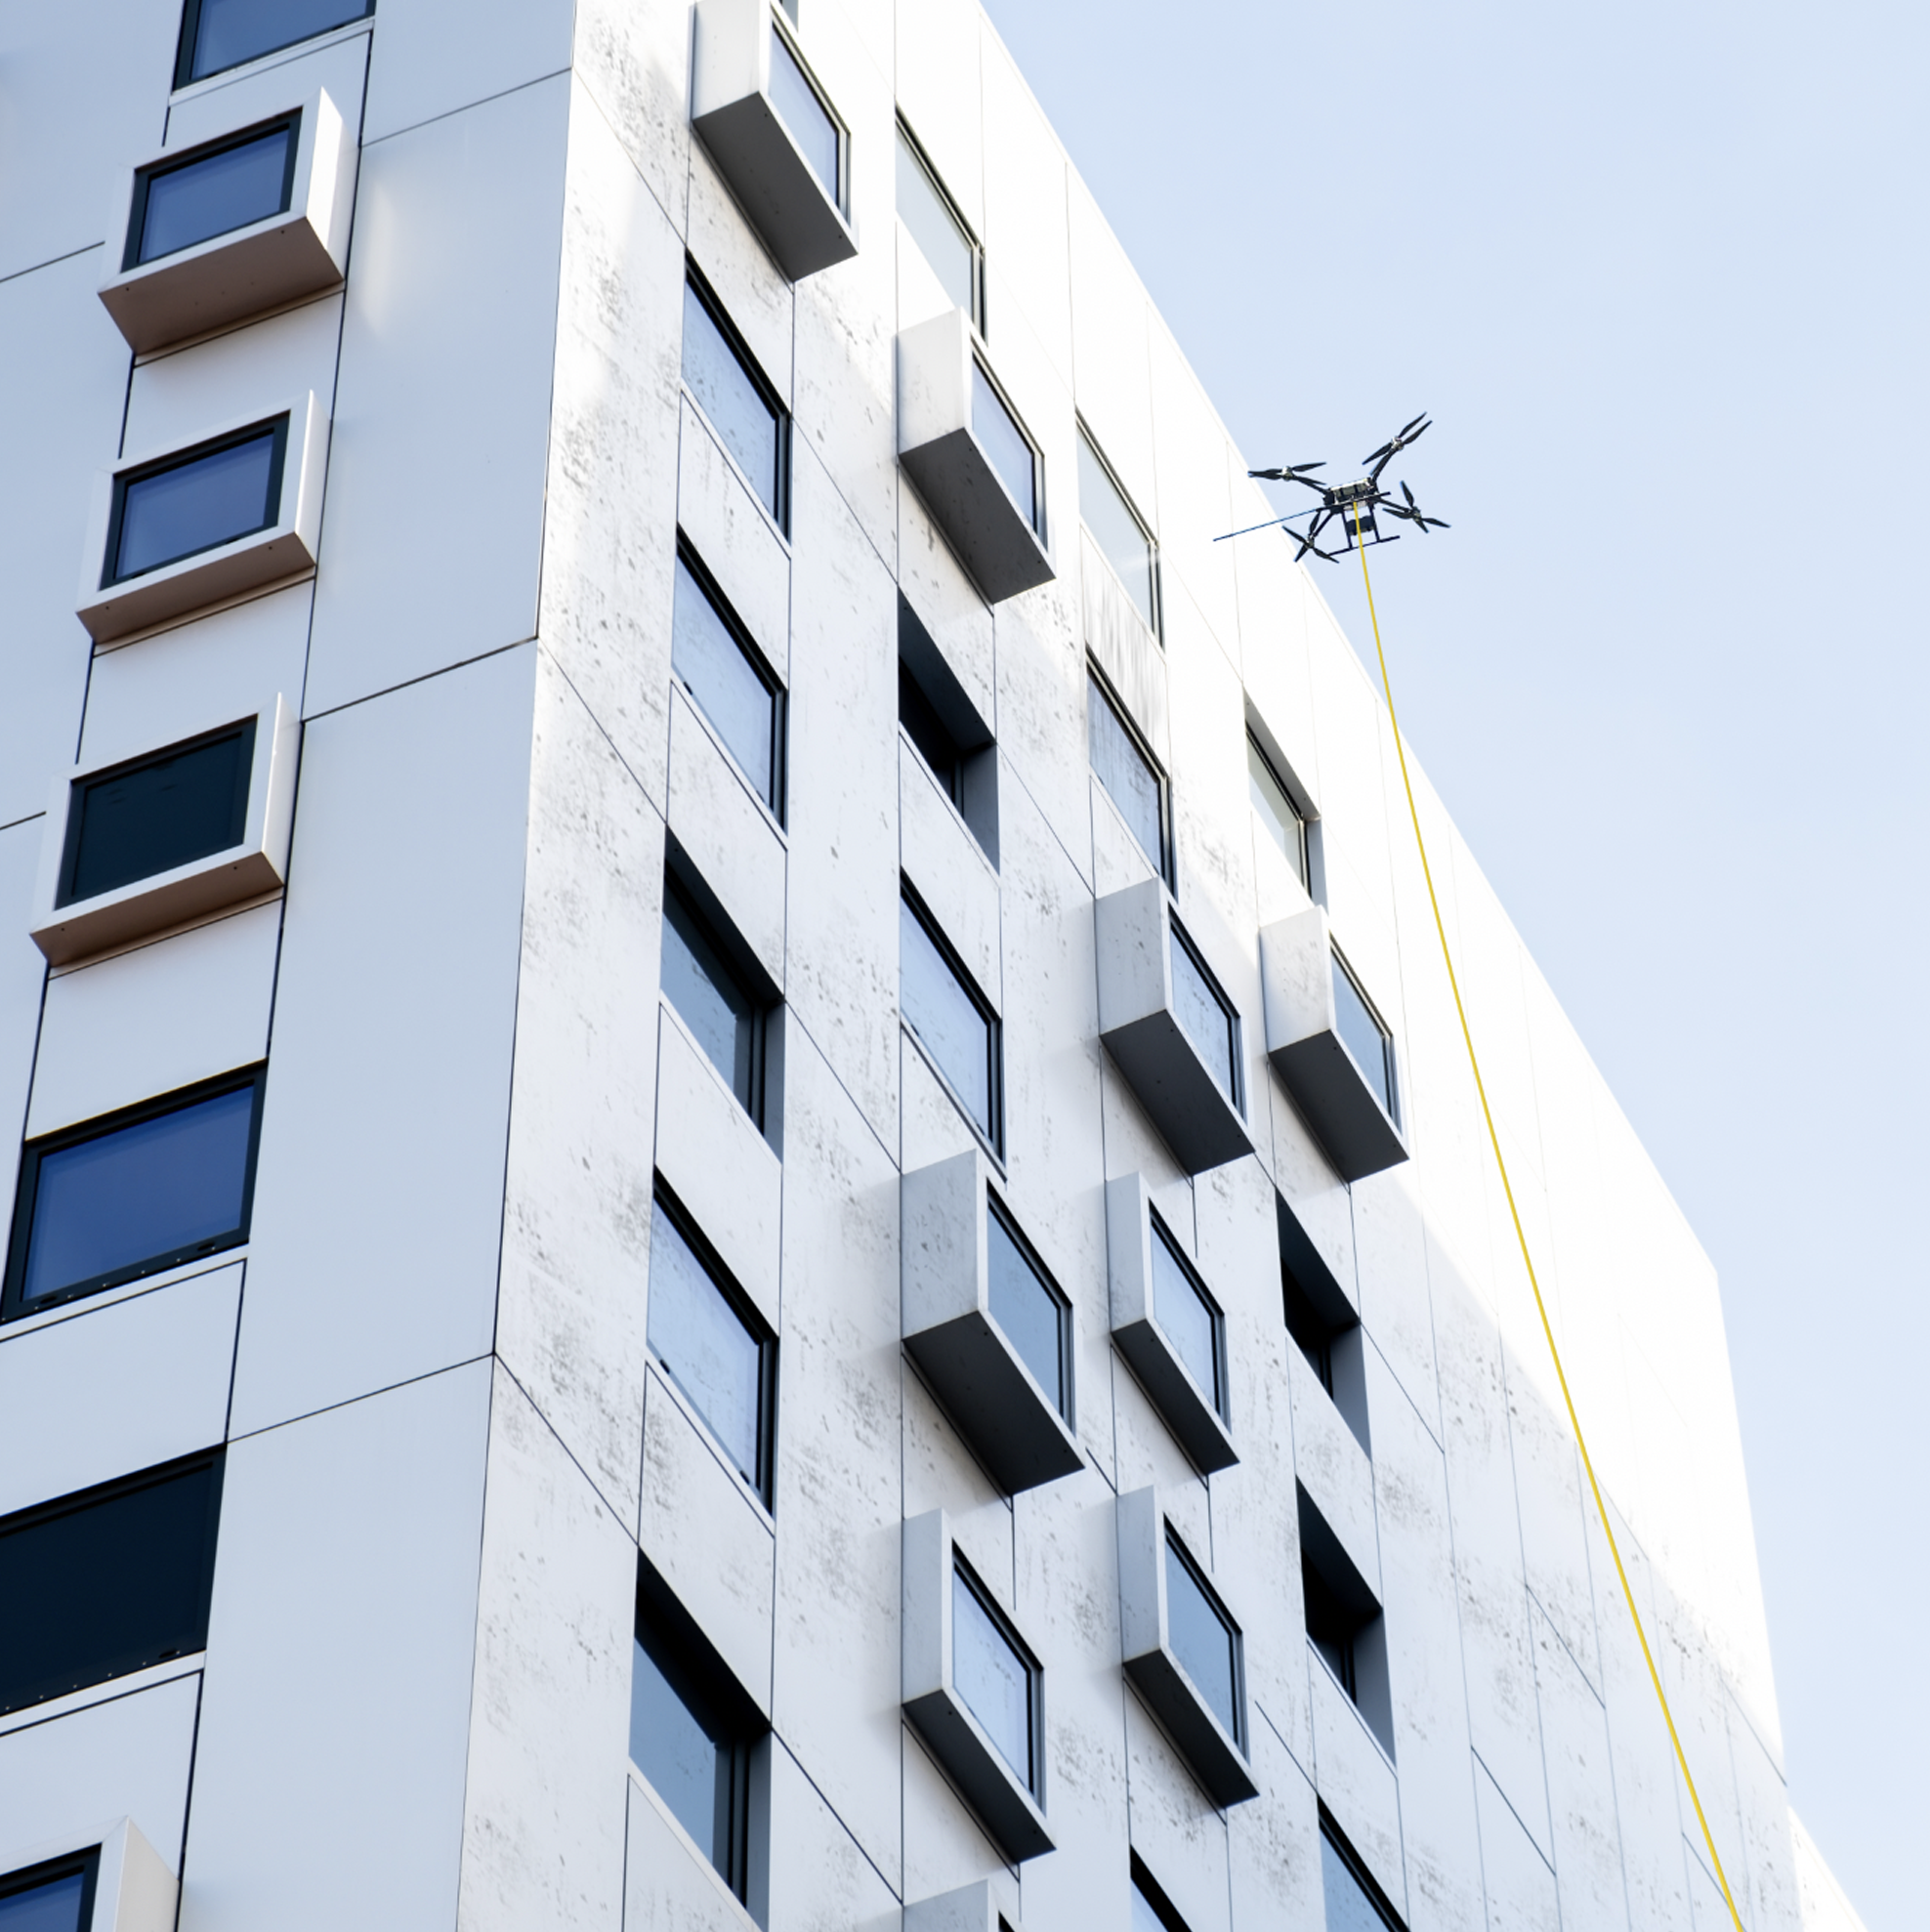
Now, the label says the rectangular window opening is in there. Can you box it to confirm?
[1320,1812,1407,1932]
[1078,428,1158,636]
[1148,1211,1226,1420]
[950,1557,1039,1794]
[176,0,374,89]
[105,417,288,587]
[1162,1530,1241,1746]
[1130,1857,1194,1932]
[1086,669,1169,882]
[899,659,965,809]
[128,113,299,270]
[986,1195,1070,1419]
[672,544,784,817]
[900,889,1000,1151]
[0,1851,101,1932]
[896,120,983,332]
[1330,948,1397,1124]
[682,268,788,530]
[768,21,843,209]
[1246,732,1309,889]
[661,877,765,1122]
[971,361,1041,537]
[1167,918,1238,1109]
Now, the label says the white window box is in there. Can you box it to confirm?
[29,696,298,966]
[0,1820,177,1932]
[904,1881,1022,1932]
[76,394,328,646]
[1260,906,1408,1182]
[99,88,357,356]
[692,0,857,281]
[899,310,1054,605]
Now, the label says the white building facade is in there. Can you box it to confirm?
[0,4,1865,1932]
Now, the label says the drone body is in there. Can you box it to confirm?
[1237,413,1449,563]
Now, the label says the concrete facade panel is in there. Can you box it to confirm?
[678,403,793,684]
[162,34,371,149]
[766,1738,901,1932]
[361,0,574,145]
[622,1776,750,1932]
[0,820,48,1239]
[1531,1600,1629,1932]
[1474,1755,1560,1932]
[1121,1691,1231,1932]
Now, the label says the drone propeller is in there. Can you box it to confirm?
[1393,480,1448,531]
[1364,413,1431,480]
[1290,506,1339,562]
[1249,461,1327,493]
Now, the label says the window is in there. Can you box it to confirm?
[1131,1858,1193,1932]
[648,1195,774,1500]
[1167,920,1238,1108]
[1280,1236,1370,1453]
[0,1852,99,1932]
[661,881,764,1119]
[3,1068,266,1323]
[896,121,983,331]
[767,23,843,210]
[671,548,783,814]
[0,1450,223,1716]
[58,720,255,908]
[1247,733,1308,889]
[1078,429,1158,635]
[901,892,999,1148]
[105,418,287,586]
[900,659,964,809]
[1087,672,1168,878]
[1320,1814,1406,1932]
[971,362,1040,537]
[986,1197,1070,1419]
[682,271,788,527]
[1163,1531,1242,1745]
[1299,1487,1393,1754]
[899,597,998,861]
[951,1559,1040,1794]
[175,0,373,87]
[126,115,297,270]
[1330,949,1397,1123]
[1148,1212,1226,1422]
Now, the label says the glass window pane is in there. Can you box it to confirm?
[1087,675,1163,870]
[1321,1833,1392,1932]
[971,365,1037,532]
[683,282,781,521]
[187,0,372,80]
[1330,955,1393,1118]
[900,901,992,1137]
[629,1633,724,1862]
[897,130,976,318]
[768,28,840,202]
[63,726,253,906]
[1164,1537,1238,1741]
[21,1085,257,1309]
[661,892,756,1109]
[114,431,279,581]
[1168,925,1236,1104]
[951,1568,1031,1785]
[139,125,293,264]
[986,1204,1065,1414]
[672,558,776,806]
[1246,736,1306,886]
[1078,434,1155,632]
[649,1205,764,1487]
[1150,1217,1221,1412]
[0,1872,88,1932]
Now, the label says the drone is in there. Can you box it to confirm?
[1220,413,1449,562]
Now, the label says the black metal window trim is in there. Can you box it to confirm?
[896,112,986,335]
[1331,943,1399,1126]
[1147,1206,1229,1422]
[1,1064,269,1323]
[770,10,850,217]
[0,1846,102,1922]
[173,0,376,90]
[970,352,1044,541]
[900,879,1005,1158]
[683,260,792,536]
[1168,910,1242,1112]
[673,533,788,823]
[986,1188,1073,1421]
[951,1548,1044,1797]
[123,109,303,272]
[1076,419,1162,642]
[1319,1805,1408,1931]
[1086,658,1175,888]
[1164,1524,1246,1751]
[103,414,290,589]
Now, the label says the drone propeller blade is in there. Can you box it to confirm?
[1401,480,1418,508]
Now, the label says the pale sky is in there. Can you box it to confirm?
[979,2,1925,1923]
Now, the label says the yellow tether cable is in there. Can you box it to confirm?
[1347,507,1746,1932]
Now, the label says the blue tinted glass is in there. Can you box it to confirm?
[630,1635,722,1861]
[189,0,371,82]
[114,432,278,581]
[1321,1834,1392,1932]
[662,892,756,1108]
[901,901,992,1136]
[0,1874,88,1932]
[971,365,1037,532]
[63,727,251,906]
[138,126,291,264]
[951,1568,1030,1785]
[768,28,840,202]
[683,283,781,520]
[1164,1538,1238,1740]
[1087,676,1163,869]
[897,130,975,318]
[1169,926,1235,1103]
[1331,954,1393,1119]
[649,1204,762,1487]
[986,1205,1064,1413]
[671,559,776,806]
[1150,1217,1220,1412]
[22,1085,256,1307]
[1079,435,1155,632]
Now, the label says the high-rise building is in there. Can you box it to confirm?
[0,4,1866,1931]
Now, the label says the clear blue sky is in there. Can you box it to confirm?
[978,2,1924,1922]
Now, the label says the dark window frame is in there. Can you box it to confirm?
[0,1846,102,1927]
[124,110,302,271]
[1130,1853,1194,1932]
[682,262,792,536]
[661,873,770,1128]
[103,414,289,589]
[950,1548,1044,1798]
[1147,1206,1229,1422]
[895,113,985,335]
[672,535,787,822]
[1168,911,1242,1112]
[970,353,1044,540]
[1320,1805,1408,1932]
[1,1065,268,1323]
[986,1189,1072,1421]
[1331,944,1398,1126]
[1086,660,1174,887]
[900,881,1004,1156]
[1077,421,1161,641]
[173,0,376,89]
[1164,1525,1246,1751]
[769,12,849,216]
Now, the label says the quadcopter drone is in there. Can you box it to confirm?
[1223,413,1449,562]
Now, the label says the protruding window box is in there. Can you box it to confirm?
[902,1510,1054,1862]
[99,89,357,355]
[692,0,857,281]
[899,309,1053,604]
[904,1881,1022,1932]
[902,1151,1083,1495]
[28,697,298,965]
[1106,1174,1237,1474]
[0,1821,178,1932]
[1116,1488,1258,1808]
[1094,880,1251,1174]
[1260,907,1408,1182]
[76,395,327,644]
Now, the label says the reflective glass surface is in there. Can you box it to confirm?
[683,282,782,521]
[1169,925,1236,1103]
[662,890,757,1110]
[768,28,840,202]
[1331,953,1394,1119]
[672,557,776,807]
[1087,674,1163,869]
[1321,1832,1394,1932]
[21,1085,256,1309]
[971,365,1037,532]
[0,1872,88,1932]
[630,1633,724,1862]
[901,901,992,1137]
[649,1203,763,1487]
[1246,735,1307,885]
[897,128,977,320]
[1078,433,1156,632]
[1150,1216,1221,1413]
[185,0,371,83]
[1164,1537,1238,1740]
[951,1567,1031,1785]
[986,1204,1065,1413]
[113,431,278,581]
[138,125,292,264]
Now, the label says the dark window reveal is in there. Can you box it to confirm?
[767,26,842,208]
[682,273,787,527]
[1163,1531,1242,1745]
[971,363,1039,535]
[106,419,287,586]
[0,1853,100,1932]
[671,551,782,814]
[901,892,999,1148]
[1149,1212,1226,1420]
[900,660,964,808]
[176,0,374,87]
[950,1559,1039,1793]
[661,883,763,1117]
[58,720,255,908]
[1330,949,1397,1123]
[1087,672,1168,878]
[986,1197,1070,1418]
[0,1451,224,1716]
[128,117,297,270]
[3,1069,266,1322]
[1168,918,1239,1108]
